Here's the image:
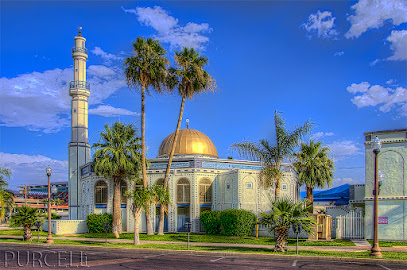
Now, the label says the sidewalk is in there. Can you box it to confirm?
[1,235,407,253]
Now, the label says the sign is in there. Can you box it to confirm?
[378,217,388,224]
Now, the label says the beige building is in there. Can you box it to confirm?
[79,128,299,233]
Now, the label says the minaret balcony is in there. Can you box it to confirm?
[72,47,88,54]
[70,80,90,90]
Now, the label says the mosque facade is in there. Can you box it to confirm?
[68,29,299,233]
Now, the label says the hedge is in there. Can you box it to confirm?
[86,213,113,233]
[200,209,255,236]
[200,210,221,235]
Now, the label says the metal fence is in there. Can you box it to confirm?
[340,211,364,239]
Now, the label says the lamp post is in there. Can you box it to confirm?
[51,185,58,212]
[370,136,382,257]
[45,166,54,244]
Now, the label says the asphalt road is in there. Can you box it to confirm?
[0,243,404,270]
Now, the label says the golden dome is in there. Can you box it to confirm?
[158,129,218,158]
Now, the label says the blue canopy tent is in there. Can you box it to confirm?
[300,184,350,205]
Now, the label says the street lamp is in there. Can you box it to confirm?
[51,185,58,212]
[45,166,53,244]
[370,136,382,257]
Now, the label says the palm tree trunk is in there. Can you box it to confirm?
[275,162,281,198]
[158,96,186,235]
[274,227,288,252]
[134,209,142,245]
[112,177,122,238]
[306,185,313,213]
[141,85,154,235]
[24,225,32,241]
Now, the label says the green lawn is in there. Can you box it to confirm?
[0,229,56,237]
[367,240,407,247]
[0,238,404,260]
[69,232,354,246]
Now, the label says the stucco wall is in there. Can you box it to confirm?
[42,220,88,235]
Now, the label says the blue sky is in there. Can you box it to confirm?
[0,0,406,190]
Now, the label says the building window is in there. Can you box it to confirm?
[199,178,212,204]
[226,184,231,190]
[120,180,127,204]
[177,178,190,203]
[282,184,287,190]
[95,181,107,205]
[246,182,253,189]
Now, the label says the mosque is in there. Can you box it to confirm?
[68,29,299,233]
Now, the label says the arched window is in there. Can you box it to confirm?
[199,178,212,204]
[177,178,190,203]
[121,180,127,204]
[95,181,107,205]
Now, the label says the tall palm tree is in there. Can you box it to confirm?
[9,206,45,241]
[158,47,216,235]
[231,111,313,198]
[293,140,334,212]
[0,168,11,189]
[92,122,142,238]
[124,37,169,235]
[260,198,315,252]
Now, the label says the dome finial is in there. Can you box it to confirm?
[186,118,189,129]
[78,27,82,36]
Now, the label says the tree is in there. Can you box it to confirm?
[0,168,13,222]
[124,37,169,235]
[92,122,142,238]
[9,206,45,241]
[293,140,334,212]
[128,183,169,245]
[158,47,216,235]
[260,198,315,252]
[231,111,313,198]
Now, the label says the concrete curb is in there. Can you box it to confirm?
[2,241,407,266]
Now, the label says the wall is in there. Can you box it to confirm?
[42,220,88,235]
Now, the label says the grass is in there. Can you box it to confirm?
[70,232,354,246]
[0,229,56,237]
[0,238,405,260]
[367,240,407,247]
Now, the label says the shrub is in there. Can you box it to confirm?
[219,209,255,236]
[200,210,221,235]
[86,213,113,233]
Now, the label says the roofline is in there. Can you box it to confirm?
[364,129,407,136]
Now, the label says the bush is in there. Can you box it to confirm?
[200,210,221,235]
[86,213,113,233]
[219,209,255,236]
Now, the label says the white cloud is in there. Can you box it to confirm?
[345,0,407,38]
[89,105,139,117]
[310,132,334,140]
[327,141,361,157]
[91,47,124,65]
[334,51,344,56]
[122,6,212,50]
[332,177,364,187]
[301,10,339,39]
[0,152,68,189]
[370,59,381,66]
[347,82,407,115]
[0,62,128,133]
[386,79,396,85]
[387,30,407,61]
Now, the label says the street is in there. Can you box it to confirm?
[0,243,404,270]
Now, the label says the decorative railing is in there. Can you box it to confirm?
[70,80,90,90]
[72,47,88,54]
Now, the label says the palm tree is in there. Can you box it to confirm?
[92,122,142,238]
[9,206,45,241]
[157,47,216,235]
[0,168,13,222]
[231,111,313,198]
[260,198,315,252]
[124,37,169,235]
[128,183,169,245]
[293,140,334,212]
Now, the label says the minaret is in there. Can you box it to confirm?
[68,27,91,220]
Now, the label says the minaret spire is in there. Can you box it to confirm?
[186,118,189,129]
[68,27,90,220]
